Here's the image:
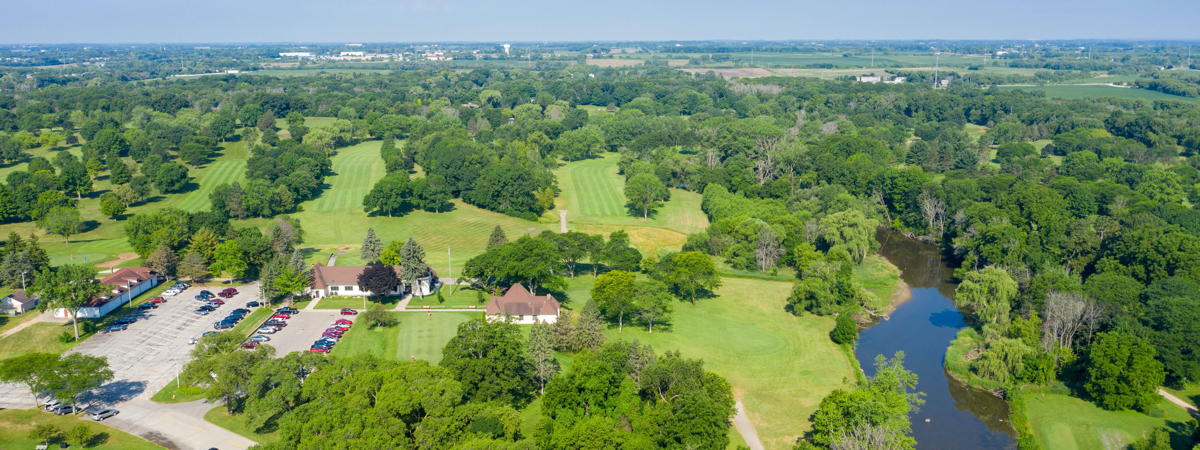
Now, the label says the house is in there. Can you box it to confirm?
[858,76,882,83]
[308,263,437,299]
[0,290,38,314]
[54,267,159,319]
[484,284,560,324]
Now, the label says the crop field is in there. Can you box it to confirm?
[1025,393,1195,450]
[999,85,1197,101]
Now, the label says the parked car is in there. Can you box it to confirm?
[208,299,225,306]
[200,290,214,296]
[162,291,178,297]
[194,295,208,301]
[246,301,262,308]
[116,316,137,325]
[250,335,270,342]
[335,319,353,325]
[263,320,287,327]
[43,399,60,410]
[271,313,291,320]
[241,342,260,349]
[217,292,232,298]
[231,308,250,313]
[309,346,330,353]
[54,405,79,415]
[193,309,209,316]
[256,327,278,334]
[137,303,156,311]
[317,337,339,344]
[91,409,118,421]
[214,322,235,330]
[149,297,166,304]
[276,307,298,315]
[340,308,358,315]
[105,324,128,333]
[222,288,239,294]
[198,305,215,312]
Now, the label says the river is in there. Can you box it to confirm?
[856,230,1017,449]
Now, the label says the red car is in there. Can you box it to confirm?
[322,333,343,338]
[324,329,345,335]
[223,288,239,295]
[271,313,291,320]
[241,342,260,349]
[340,308,358,315]
[335,319,353,325]
[310,347,330,353]
[217,292,233,298]
[149,297,166,304]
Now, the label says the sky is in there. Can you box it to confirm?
[4,0,1200,43]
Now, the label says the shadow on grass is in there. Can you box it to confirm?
[87,431,111,448]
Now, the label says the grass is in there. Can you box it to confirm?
[330,311,479,363]
[599,276,853,450]
[1163,385,1200,409]
[406,286,488,308]
[851,255,901,307]
[555,153,710,236]
[999,84,1198,102]
[0,408,164,450]
[1025,393,1195,450]
[0,309,41,335]
[231,308,273,336]
[312,296,399,310]
[204,399,276,445]
[150,379,205,404]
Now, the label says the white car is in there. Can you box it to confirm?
[250,335,271,342]
[163,291,179,297]
[256,327,277,334]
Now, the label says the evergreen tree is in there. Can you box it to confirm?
[486,225,508,250]
[360,228,382,264]
[527,320,559,395]
[398,237,429,297]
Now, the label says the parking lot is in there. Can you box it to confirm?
[258,309,351,355]
[68,281,263,398]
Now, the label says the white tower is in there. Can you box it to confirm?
[503,44,510,56]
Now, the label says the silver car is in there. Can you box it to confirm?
[256,327,278,334]
[250,335,271,342]
[91,408,118,421]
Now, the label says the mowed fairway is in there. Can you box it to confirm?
[331,311,478,363]
[176,159,247,212]
[1025,394,1195,450]
[555,154,708,254]
[603,277,854,450]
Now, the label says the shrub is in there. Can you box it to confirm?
[831,315,859,345]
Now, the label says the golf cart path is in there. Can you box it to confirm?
[1160,389,1199,414]
[0,310,64,339]
[733,401,764,450]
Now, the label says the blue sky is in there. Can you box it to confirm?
[4,0,1199,43]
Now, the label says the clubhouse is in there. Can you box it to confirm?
[485,283,561,324]
[308,263,438,299]
[54,267,160,319]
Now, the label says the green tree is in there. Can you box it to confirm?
[100,193,126,219]
[592,270,637,332]
[487,225,508,249]
[274,263,311,306]
[441,319,537,407]
[178,252,209,281]
[633,280,673,333]
[155,162,189,193]
[0,352,59,405]
[108,155,131,185]
[601,230,642,272]
[1085,332,1164,412]
[179,142,210,166]
[37,206,82,243]
[954,266,1018,328]
[147,244,177,275]
[208,241,247,280]
[360,228,382,264]
[49,353,114,407]
[819,210,879,264]
[210,114,236,142]
[625,173,668,219]
[65,423,93,446]
[31,264,106,340]
[398,237,430,297]
[831,315,858,344]
[652,251,721,305]
[58,162,92,200]
[28,424,60,447]
[810,353,922,449]
[183,332,275,414]
[528,319,559,395]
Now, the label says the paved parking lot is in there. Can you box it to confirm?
[258,309,348,355]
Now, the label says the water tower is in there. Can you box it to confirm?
[503,44,510,56]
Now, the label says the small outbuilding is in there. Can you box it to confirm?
[0,290,38,314]
[484,284,560,324]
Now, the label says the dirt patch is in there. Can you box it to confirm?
[95,252,139,269]
[677,68,773,78]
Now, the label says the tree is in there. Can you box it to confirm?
[601,230,642,272]
[633,280,673,333]
[415,175,452,213]
[360,302,397,328]
[487,225,508,250]
[652,251,721,305]
[31,264,106,341]
[179,142,210,166]
[592,270,637,333]
[65,423,93,447]
[625,173,668,219]
[274,264,310,306]
[178,252,209,281]
[441,319,537,407]
[49,353,114,406]
[360,228,382,264]
[38,131,62,149]
[1085,332,1164,412]
[183,331,275,414]
[147,244,177,275]
[59,162,92,200]
[100,193,126,219]
[954,266,1018,331]
[29,424,60,447]
[113,183,142,207]
[831,315,858,344]
[0,352,59,405]
[554,125,605,161]
[155,162,189,193]
[810,353,922,449]
[210,114,235,142]
[539,230,599,278]
[527,319,559,395]
[37,206,82,243]
[820,210,879,264]
[108,155,131,185]
[257,109,276,132]
[397,237,429,297]
[208,241,247,280]
[361,175,411,217]
[357,264,400,298]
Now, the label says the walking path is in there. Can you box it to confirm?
[1159,389,1198,415]
[732,401,764,450]
[0,310,66,339]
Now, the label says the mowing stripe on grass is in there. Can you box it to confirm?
[571,158,624,218]
[308,142,386,213]
[177,160,247,212]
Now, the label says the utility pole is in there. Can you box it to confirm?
[871,49,874,67]
[934,53,940,88]
[20,271,26,291]
[447,246,452,296]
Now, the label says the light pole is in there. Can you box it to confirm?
[447,246,452,296]
[20,271,26,291]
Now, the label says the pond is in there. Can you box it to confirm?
[856,230,1017,449]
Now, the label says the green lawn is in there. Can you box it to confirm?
[0,408,164,449]
[204,400,275,445]
[1163,385,1200,409]
[312,296,400,310]
[231,308,273,336]
[406,285,488,308]
[0,309,41,336]
[1025,393,1195,450]
[555,153,710,236]
[150,380,205,404]
[330,311,479,363]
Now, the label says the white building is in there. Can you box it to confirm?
[279,52,314,58]
[55,267,159,319]
[0,290,38,314]
[308,263,436,299]
[858,76,882,83]
[485,284,561,324]
[340,51,365,57]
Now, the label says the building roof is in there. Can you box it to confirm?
[4,289,36,306]
[83,267,158,308]
[310,263,436,289]
[485,284,560,317]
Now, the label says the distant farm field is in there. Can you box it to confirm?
[999,84,1197,101]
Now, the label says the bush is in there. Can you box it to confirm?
[831,315,859,345]
[361,302,396,329]
[58,330,74,343]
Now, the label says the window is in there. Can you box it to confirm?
[330,286,338,291]
[518,315,524,321]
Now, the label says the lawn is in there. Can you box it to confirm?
[1163,384,1200,409]
[999,84,1198,102]
[0,408,164,450]
[231,308,273,335]
[330,311,479,363]
[406,285,489,308]
[0,309,41,336]
[555,153,710,236]
[312,296,400,310]
[600,276,853,450]
[150,379,205,404]
[204,400,276,445]
[1025,393,1195,450]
